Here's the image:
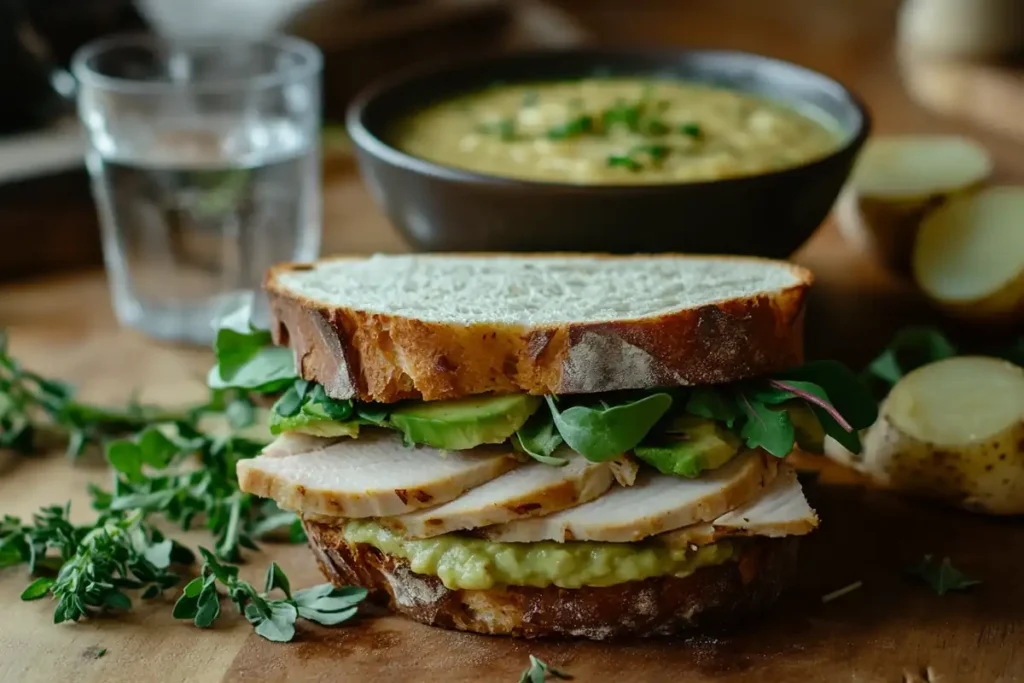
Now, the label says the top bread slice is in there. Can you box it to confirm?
[265,253,811,403]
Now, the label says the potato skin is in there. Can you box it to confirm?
[858,409,1024,515]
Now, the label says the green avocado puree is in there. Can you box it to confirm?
[342,520,736,590]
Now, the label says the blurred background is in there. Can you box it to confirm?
[1,0,1022,359]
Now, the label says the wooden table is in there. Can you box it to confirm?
[2,1,1023,681]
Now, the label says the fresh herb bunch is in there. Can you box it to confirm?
[0,331,190,457]
[173,549,368,642]
[518,655,573,683]
[5,506,195,622]
[91,423,303,562]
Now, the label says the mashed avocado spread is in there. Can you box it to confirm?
[343,520,736,590]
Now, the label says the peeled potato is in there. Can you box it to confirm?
[913,186,1024,323]
[836,136,992,273]
[854,356,1024,515]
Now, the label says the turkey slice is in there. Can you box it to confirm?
[260,432,340,457]
[482,450,775,543]
[660,466,818,546]
[238,431,517,518]
[384,450,614,538]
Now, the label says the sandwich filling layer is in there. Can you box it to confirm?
[340,519,737,590]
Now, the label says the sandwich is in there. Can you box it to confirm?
[225,253,876,639]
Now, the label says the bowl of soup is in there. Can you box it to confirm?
[347,49,870,256]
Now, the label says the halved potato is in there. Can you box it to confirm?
[836,136,992,273]
[913,186,1024,323]
[854,356,1024,515]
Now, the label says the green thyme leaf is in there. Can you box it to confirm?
[478,118,517,141]
[546,393,673,462]
[519,655,573,683]
[908,555,981,595]
[175,552,367,642]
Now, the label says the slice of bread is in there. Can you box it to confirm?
[304,519,799,639]
[266,254,812,403]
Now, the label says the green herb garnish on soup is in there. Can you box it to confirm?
[391,78,840,184]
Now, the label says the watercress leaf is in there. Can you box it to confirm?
[519,655,573,683]
[738,395,795,457]
[546,393,673,462]
[20,577,54,601]
[272,384,304,418]
[289,518,307,544]
[291,583,334,606]
[309,384,353,421]
[252,601,297,642]
[515,410,566,466]
[198,547,238,584]
[865,326,957,393]
[264,562,291,598]
[354,403,390,426]
[779,361,878,430]
[109,490,176,512]
[211,346,297,393]
[686,387,739,427]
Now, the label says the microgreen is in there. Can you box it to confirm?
[863,326,958,398]
[545,393,672,462]
[514,410,567,466]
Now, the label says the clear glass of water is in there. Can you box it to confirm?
[72,34,322,344]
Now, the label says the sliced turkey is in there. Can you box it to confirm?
[660,465,818,546]
[384,451,614,538]
[260,432,340,457]
[238,431,517,518]
[482,450,775,543]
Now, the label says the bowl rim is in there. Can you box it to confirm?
[345,47,872,193]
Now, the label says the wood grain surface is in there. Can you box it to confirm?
[2,0,1024,681]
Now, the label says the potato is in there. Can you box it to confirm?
[852,356,1024,515]
[835,136,992,273]
[913,186,1024,324]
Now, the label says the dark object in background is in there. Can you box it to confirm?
[0,0,144,135]
[286,0,512,121]
[0,0,65,134]
[347,49,871,257]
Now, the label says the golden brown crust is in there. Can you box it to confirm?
[266,254,811,403]
[303,519,800,639]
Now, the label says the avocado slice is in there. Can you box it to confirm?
[389,394,542,450]
[269,401,360,438]
[784,401,825,453]
[634,416,741,478]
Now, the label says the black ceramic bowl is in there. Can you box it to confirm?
[346,49,870,257]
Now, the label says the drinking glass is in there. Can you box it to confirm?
[72,34,322,344]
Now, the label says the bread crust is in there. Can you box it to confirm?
[266,255,812,403]
[304,518,799,639]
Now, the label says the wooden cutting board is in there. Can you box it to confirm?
[1,272,1022,683]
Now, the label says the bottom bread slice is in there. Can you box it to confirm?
[303,518,799,640]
